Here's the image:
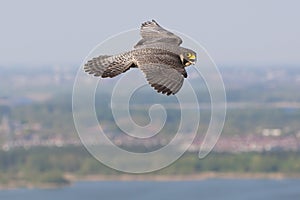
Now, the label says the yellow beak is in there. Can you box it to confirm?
[188,54,196,60]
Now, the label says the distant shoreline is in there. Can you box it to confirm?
[1,172,300,190]
[68,172,300,182]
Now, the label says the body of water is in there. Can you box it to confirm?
[0,179,299,200]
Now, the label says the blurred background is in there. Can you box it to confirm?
[0,0,300,199]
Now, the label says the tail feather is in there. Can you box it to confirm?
[84,53,135,78]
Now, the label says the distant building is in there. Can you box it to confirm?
[0,116,12,136]
[262,128,282,137]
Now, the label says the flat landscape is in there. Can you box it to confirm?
[0,65,300,188]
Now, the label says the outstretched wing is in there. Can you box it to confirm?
[139,63,184,95]
[84,52,135,78]
[134,20,182,48]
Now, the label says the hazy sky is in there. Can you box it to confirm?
[0,0,299,67]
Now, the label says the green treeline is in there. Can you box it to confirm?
[1,147,300,186]
[160,152,300,174]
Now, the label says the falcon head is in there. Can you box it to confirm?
[180,50,197,66]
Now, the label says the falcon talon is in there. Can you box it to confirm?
[84,20,197,96]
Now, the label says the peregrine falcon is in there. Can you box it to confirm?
[84,20,197,95]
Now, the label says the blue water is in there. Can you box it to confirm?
[1,179,300,200]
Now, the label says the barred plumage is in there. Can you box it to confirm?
[84,53,135,78]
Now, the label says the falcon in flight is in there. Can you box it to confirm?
[84,20,197,95]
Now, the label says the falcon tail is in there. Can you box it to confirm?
[84,53,136,78]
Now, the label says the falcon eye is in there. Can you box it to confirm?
[186,53,192,57]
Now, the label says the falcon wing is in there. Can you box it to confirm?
[134,20,183,48]
[139,63,184,95]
